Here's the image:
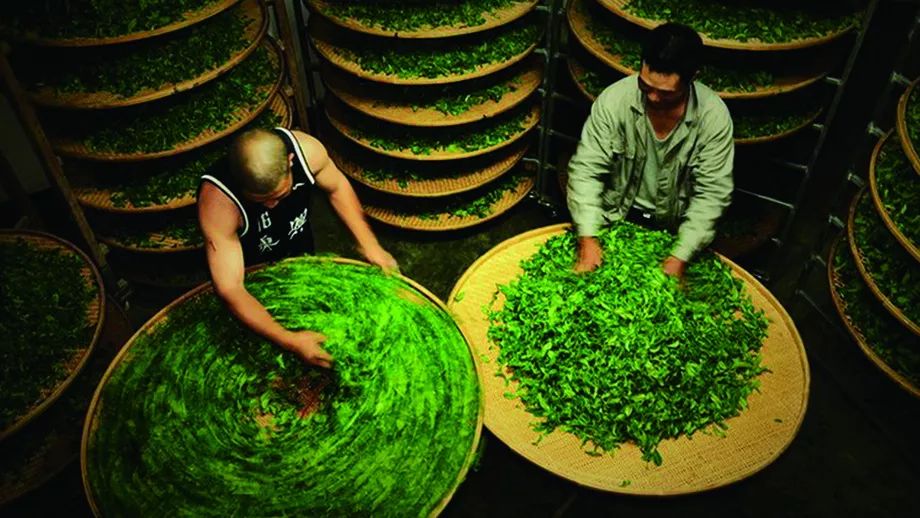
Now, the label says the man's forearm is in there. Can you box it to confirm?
[219,285,293,349]
[329,186,380,253]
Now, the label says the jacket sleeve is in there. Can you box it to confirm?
[671,108,734,261]
[567,88,620,237]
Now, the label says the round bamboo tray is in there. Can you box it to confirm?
[3,0,241,48]
[27,0,267,110]
[72,93,291,213]
[52,38,284,162]
[114,260,211,290]
[446,223,809,495]
[598,0,856,52]
[895,78,920,177]
[734,110,822,146]
[309,17,539,85]
[81,257,484,517]
[98,228,204,254]
[331,138,529,198]
[827,236,920,399]
[326,98,540,161]
[364,173,534,231]
[568,55,617,102]
[846,188,920,337]
[868,130,920,263]
[0,349,113,505]
[566,0,827,100]
[322,56,543,127]
[306,0,538,39]
[0,230,105,443]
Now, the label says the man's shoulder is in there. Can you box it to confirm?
[691,81,731,124]
[591,76,638,121]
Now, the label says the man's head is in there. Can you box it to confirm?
[228,129,293,208]
[640,23,703,110]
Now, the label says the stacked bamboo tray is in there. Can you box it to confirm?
[8,0,294,290]
[306,0,543,231]
[563,0,859,258]
[827,79,920,397]
[0,231,106,505]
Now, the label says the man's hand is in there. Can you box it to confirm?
[361,244,399,274]
[283,330,333,368]
[662,255,686,279]
[574,236,603,273]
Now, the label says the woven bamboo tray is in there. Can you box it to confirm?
[81,257,484,517]
[72,94,291,213]
[364,173,533,231]
[896,77,920,177]
[599,0,856,52]
[0,316,131,506]
[868,130,920,263]
[306,0,538,39]
[97,222,204,254]
[446,223,809,495]
[827,236,920,399]
[568,55,616,103]
[0,230,105,443]
[326,98,540,161]
[734,110,822,146]
[331,138,529,198]
[322,57,543,127]
[27,0,267,110]
[113,259,211,290]
[52,38,284,162]
[2,0,241,47]
[566,0,827,100]
[309,17,539,85]
[846,188,920,337]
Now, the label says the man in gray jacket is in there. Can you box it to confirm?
[567,23,734,279]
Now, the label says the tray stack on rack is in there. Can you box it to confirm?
[0,231,106,505]
[3,0,294,290]
[827,80,920,398]
[306,0,544,231]
[562,0,860,258]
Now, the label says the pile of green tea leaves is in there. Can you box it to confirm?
[85,259,480,516]
[345,106,531,156]
[486,223,769,465]
[623,0,859,43]
[107,218,203,249]
[63,47,277,155]
[377,78,521,117]
[582,7,775,93]
[852,192,920,325]
[874,135,920,248]
[89,109,280,208]
[907,88,920,164]
[0,238,97,432]
[733,107,818,140]
[22,5,252,98]
[392,170,527,219]
[332,18,540,79]
[832,239,920,387]
[0,0,221,40]
[322,0,528,32]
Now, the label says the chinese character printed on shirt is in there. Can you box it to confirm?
[257,211,272,232]
[288,208,308,240]
[258,235,280,254]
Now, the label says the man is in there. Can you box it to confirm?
[198,126,397,368]
[567,23,734,278]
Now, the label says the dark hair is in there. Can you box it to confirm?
[641,23,703,85]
